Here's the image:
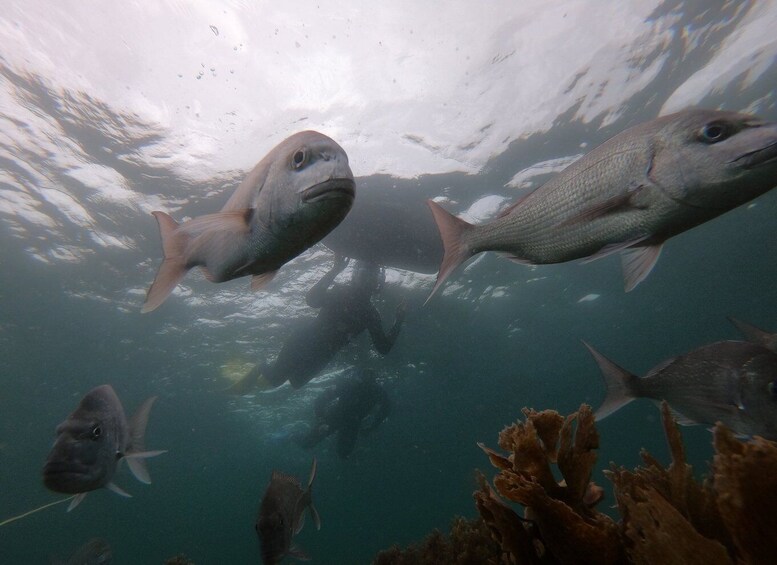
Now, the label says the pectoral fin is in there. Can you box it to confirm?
[558,185,647,227]
[177,210,253,237]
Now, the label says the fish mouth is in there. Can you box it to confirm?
[301,178,355,203]
[731,139,777,169]
[42,461,91,492]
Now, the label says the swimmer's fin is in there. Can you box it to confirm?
[225,367,274,394]
[225,369,258,395]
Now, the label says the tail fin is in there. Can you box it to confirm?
[125,396,166,484]
[306,457,321,531]
[142,211,189,313]
[581,341,639,420]
[728,316,776,351]
[425,200,476,304]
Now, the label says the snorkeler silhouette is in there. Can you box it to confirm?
[293,368,391,458]
[228,255,405,392]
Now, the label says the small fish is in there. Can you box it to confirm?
[728,316,777,352]
[142,131,355,312]
[42,385,166,511]
[256,458,321,564]
[584,340,777,439]
[52,538,112,565]
[427,109,777,299]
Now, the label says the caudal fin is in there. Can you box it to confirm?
[581,341,639,420]
[142,211,189,313]
[425,200,475,304]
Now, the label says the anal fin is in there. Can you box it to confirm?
[106,482,132,498]
[251,270,278,292]
[67,492,87,512]
[621,243,663,292]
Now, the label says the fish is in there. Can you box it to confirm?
[426,109,777,299]
[142,130,356,312]
[42,384,166,511]
[256,458,321,564]
[52,538,112,565]
[583,340,777,439]
[728,316,777,352]
[322,180,443,274]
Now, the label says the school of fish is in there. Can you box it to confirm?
[29,105,777,563]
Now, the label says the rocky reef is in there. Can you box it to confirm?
[373,403,777,564]
[372,515,502,565]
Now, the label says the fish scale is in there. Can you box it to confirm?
[427,108,777,298]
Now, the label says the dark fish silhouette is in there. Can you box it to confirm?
[143,130,355,312]
[322,183,443,273]
[728,316,777,352]
[42,385,166,511]
[584,340,777,439]
[256,458,320,564]
[52,538,112,565]
[427,109,777,299]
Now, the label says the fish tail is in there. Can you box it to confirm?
[125,396,166,484]
[306,457,321,530]
[582,341,639,420]
[425,199,476,304]
[142,211,189,313]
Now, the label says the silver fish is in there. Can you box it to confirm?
[42,384,166,511]
[53,538,113,565]
[728,316,777,352]
[256,458,320,564]
[427,109,777,299]
[584,340,777,439]
[142,130,355,312]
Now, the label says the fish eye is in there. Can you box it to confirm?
[699,122,730,144]
[291,148,307,169]
[90,425,102,440]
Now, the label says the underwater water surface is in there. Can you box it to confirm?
[1,1,777,563]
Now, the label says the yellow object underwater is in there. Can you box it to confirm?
[221,357,273,394]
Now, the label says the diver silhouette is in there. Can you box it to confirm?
[293,368,391,458]
[228,255,405,392]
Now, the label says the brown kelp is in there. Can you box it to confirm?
[476,402,777,565]
[374,403,777,564]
